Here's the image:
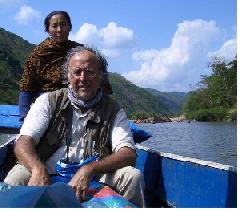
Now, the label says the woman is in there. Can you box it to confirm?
[19,11,112,120]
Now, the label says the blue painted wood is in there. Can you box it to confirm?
[0,105,22,130]
[159,156,236,207]
[0,105,19,116]
[136,148,237,208]
[0,115,22,129]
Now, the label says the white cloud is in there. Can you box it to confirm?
[69,22,135,58]
[100,22,134,48]
[123,19,234,92]
[132,49,160,62]
[70,23,100,46]
[14,5,41,25]
[208,38,237,61]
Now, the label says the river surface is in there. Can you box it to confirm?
[139,121,237,167]
[0,122,237,167]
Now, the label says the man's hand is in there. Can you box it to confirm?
[68,147,135,201]
[28,165,51,186]
[68,164,94,201]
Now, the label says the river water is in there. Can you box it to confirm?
[139,121,237,167]
[0,122,237,167]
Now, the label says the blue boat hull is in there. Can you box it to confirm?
[135,145,237,207]
[0,105,237,207]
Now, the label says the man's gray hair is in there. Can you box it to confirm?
[63,46,108,78]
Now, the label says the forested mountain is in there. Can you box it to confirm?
[0,27,187,117]
[109,73,169,117]
[145,88,189,114]
[0,28,35,103]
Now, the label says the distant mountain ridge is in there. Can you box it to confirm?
[145,88,189,114]
[0,27,189,116]
[108,73,169,117]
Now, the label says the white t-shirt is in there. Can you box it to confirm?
[18,93,135,174]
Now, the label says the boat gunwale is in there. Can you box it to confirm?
[136,144,237,172]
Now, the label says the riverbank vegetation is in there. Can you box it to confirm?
[183,57,237,121]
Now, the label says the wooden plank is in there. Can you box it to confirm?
[0,105,19,116]
[0,115,22,129]
[0,105,22,130]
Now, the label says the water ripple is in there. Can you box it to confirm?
[140,122,237,167]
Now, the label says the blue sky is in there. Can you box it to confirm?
[0,0,237,92]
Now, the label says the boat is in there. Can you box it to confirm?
[0,105,237,208]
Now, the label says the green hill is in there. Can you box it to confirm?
[109,73,169,117]
[145,88,189,115]
[0,27,188,117]
[0,28,35,103]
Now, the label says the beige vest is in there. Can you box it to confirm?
[36,88,121,162]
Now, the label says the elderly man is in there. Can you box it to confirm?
[4,46,144,207]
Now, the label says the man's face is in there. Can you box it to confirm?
[68,50,103,101]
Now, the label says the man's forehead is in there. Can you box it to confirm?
[69,51,98,65]
[73,50,96,59]
[69,51,99,65]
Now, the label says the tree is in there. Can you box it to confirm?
[207,56,237,107]
[183,56,237,121]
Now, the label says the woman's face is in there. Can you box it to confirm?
[48,14,71,43]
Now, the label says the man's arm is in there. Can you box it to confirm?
[14,135,50,186]
[69,147,136,200]
[90,147,136,173]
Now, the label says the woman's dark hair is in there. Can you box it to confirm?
[44,11,72,32]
